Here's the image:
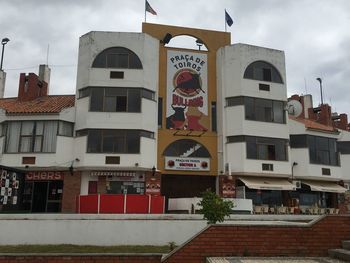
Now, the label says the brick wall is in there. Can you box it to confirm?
[18,73,48,102]
[163,215,350,263]
[0,255,162,263]
[62,171,81,213]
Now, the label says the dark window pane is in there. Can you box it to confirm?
[127,89,141,112]
[92,47,142,69]
[290,135,308,148]
[158,97,163,128]
[308,136,317,163]
[255,99,272,122]
[338,141,350,154]
[90,88,104,111]
[105,87,127,96]
[246,140,257,159]
[142,89,155,100]
[105,97,116,112]
[263,68,272,81]
[116,96,127,112]
[245,97,255,120]
[211,102,217,132]
[87,130,101,152]
[243,61,283,84]
[127,131,140,153]
[273,101,284,123]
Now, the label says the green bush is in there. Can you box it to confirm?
[198,190,234,224]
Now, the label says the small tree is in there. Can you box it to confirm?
[198,190,234,224]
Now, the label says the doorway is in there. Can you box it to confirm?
[32,182,48,212]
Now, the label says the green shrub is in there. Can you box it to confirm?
[198,190,234,224]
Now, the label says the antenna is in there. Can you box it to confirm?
[304,77,308,94]
[46,44,50,65]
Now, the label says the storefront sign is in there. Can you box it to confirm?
[166,50,208,131]
[165,157,210,171]
[26,171,64,181]
[90,171,136,177]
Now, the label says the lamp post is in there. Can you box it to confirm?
[1,38,10,71]
[316,77,323,105]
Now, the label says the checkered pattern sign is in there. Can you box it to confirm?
[0,169,19,205]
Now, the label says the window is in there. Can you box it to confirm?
[5,121,58,153]
[244,136,287,161]
[158,97,163,128]
[245,97,285,123]
[58,121,74,137]
[244,61,283,83]
[87,87,154,112]
[87,129,154,154]
[337,141,350,154]
[259,83,270,91]
[163,139,211,158]
[211,102,217,132]
[92,47,142,69]
[308,135,339,166]
[290,135,308,148]
[110,71,124,79]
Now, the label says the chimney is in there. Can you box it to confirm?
[38,64,51,94]
[301,94,313,119]
[333,113,349,130]
[18,73,48,102]
[0,70,6,98]
[318,104,332,127]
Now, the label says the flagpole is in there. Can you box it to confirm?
[145,0,147,22]
[224,9,227,32]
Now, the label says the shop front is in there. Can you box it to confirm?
[23,171,64,213]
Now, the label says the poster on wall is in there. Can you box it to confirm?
[165,157,210,171]
[166,50,209,131]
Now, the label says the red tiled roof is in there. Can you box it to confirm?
[0,95,75,114]
[289,116,337,132]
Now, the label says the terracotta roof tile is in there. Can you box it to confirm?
[0,95,75,114]
[289,116,337,132]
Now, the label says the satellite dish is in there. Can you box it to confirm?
[286,100,302,117]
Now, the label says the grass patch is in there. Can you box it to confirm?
[0,245,171,254]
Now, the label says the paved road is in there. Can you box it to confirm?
[207,257,347,263]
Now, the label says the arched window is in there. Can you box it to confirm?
[243,61,283,84]
[163,139,211,158]
[92,47,143,69]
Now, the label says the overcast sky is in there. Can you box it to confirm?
[0,0,349,114]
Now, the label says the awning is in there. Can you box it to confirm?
[302,180,347,193]
[238,177,296,191]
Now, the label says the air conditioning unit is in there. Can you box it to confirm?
[294,180,302,189]
[344,183,350,191]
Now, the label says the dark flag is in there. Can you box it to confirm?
[146,0,157,15]
[225,10,233,27]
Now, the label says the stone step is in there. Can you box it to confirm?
[343,240,350,250]
[329,248,350,261]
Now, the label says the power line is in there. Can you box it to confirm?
[4,64,76,71]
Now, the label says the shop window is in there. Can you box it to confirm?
[243,61,283,84]
[92,47,142,69]
[5,121,58,153]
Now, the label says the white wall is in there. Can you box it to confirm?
[217,43,290,176]
[0,215,207,246]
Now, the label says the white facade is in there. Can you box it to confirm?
[74,31,159,172]
[217,43,291,177]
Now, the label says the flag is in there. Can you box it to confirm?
[225,10,233,27]
[146,0,157,15]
